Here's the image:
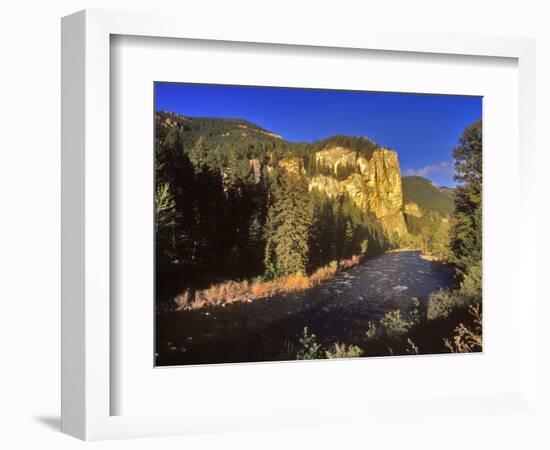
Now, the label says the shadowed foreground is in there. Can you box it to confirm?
[155,251,459,366]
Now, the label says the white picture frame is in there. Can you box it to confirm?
[61,9,538,441]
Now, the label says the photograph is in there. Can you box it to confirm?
[154,83,483,366]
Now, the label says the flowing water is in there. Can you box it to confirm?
[156,251,455,365]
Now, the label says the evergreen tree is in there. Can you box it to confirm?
[265,165,313,276]
[449,120,482,278]
[246,214,264,271]
[155,181,177,232]
[332,198,347,259]
[307,189,325,270]
[343,220,355,257]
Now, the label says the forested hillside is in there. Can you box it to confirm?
[400,175,455,258]
[402,175,454,215]
[155,112,397,303]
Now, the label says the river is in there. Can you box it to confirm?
[155,250,455,366]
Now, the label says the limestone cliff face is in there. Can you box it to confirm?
[309,146,408,236]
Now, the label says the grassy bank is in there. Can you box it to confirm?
[174,254,363,310]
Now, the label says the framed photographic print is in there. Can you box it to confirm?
[62,9,539,441]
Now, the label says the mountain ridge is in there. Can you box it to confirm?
[156,111,409,237]
[155,112,454,243]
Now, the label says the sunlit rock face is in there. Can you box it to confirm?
[278,157,305,175]
[404,201,423,217]
[309,146,408,236]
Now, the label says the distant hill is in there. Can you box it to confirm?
[402,176,454,216]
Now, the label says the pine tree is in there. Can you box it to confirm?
[308,189,325,270]
[246,214,264,271]
[264,165,313,276]
[344,220,355,257]
[155,181,176,232]
[332,198,347,259]
[449,120,482,278]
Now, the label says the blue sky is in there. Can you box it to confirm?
[155,83,482,187]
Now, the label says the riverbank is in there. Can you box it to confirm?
[419,253,443,262]
[169,247,450,311]
[387,247,446,262]
[173,254,365,310]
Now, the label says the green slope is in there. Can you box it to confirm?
[402,176,454,216]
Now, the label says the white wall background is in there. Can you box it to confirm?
[0,1,548,448]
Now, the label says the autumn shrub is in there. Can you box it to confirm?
[174,289,191,310]
[199,280,245,305]
[173,248,361,311]
[338,254,361,270]
[249,280,274,298]
[280,273,311,291]
[177,259,345,309]
[309,262,338,286]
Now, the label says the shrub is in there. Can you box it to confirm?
[427,276,481,321]
[444,304,483,353]
[379,309,411,338]
[281,273,310,291]
[338,254,361,270]
[325,343,363,359]
[177,260,344,310]
[406,338,419,355]
[249,280,273,298]
[427,289,458,320]
[296,327,321,360]
[198,280,248,305]
[365,321,378,340]
[459,264,482,301]
[174,289,191,310]
[409,297,421,324]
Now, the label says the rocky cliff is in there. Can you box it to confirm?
[308,146,408,236]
